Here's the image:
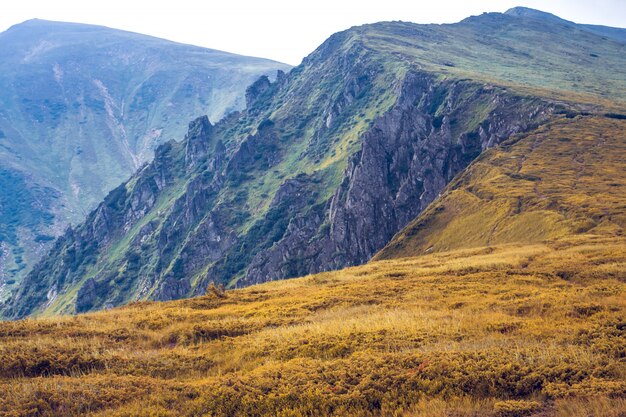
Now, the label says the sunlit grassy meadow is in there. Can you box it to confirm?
[1,233,624,416]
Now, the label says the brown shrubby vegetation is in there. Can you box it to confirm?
[1,235,625,416]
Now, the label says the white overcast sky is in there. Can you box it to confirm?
[1,0,625,65]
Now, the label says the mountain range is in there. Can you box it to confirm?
[1,6,625,416]
[0,19,289,304]
[5,8,626,318]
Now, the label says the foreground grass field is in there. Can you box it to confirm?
[1,233,625,416]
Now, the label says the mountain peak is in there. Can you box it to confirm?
[504,7,569,23]
[6,18,97,32]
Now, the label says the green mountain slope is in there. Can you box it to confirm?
[6,9,626,318]
[505,6,626,43]
[0,19,289,301]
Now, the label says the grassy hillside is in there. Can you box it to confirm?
[375,116,626,260]
[0,19,289,300]
[358,14,626,107]
[1,235,624,416]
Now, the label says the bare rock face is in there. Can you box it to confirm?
[241,73,554,285]
[185,116,215,169]
[245,76,272,114]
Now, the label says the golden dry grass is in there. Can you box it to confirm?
[1,234,625,416]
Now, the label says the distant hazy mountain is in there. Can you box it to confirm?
[0,19,289,301]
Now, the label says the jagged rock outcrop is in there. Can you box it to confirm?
[185,116,215,168]
[245,76,272,112]
[241,73,554,285]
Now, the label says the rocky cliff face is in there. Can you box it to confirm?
[373,115,626,262]
[240,73,553,285]
[10,10,621,318]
